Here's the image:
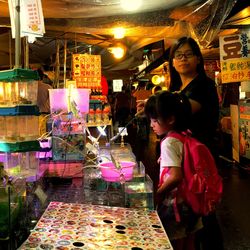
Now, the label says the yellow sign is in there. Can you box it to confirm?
[240,114,250,120]
[72,54,101,89]
[219,32,250,83]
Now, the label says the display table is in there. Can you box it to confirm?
[20,201,173,250]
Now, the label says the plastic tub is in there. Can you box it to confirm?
[99,161,135,182]
[49,88,90,114]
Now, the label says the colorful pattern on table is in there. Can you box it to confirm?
[20,201,173,250]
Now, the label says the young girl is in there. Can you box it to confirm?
[144,91,201,250]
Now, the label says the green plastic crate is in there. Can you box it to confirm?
[0,68,39,82]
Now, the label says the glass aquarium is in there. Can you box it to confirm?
[99,143,136,163]
[125,174,154,210]
[0,176,26,240]
[52,133,86,161]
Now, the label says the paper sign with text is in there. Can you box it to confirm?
[8,0,45,41]
[219,31,250,83]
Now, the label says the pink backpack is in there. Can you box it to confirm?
[167,131,223,216]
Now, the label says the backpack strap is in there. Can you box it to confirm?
[173,197,181,223]
[165,131,185,223]
[159,167,169,187]
[167,131,186,144]
[159,168,181,223]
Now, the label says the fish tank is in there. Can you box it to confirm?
[0,152,39,179]
[0,69,39,107]
[51,107,87,161]
[0,174,26,241]
[0,115,39,142]
[52,114,85,135]
[52,133,86,161]
[125,174,154,210]
[83,167,125,207]
[98,143,136,163]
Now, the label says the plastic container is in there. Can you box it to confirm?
[49,88,90,114]
[99,161,135,182]
[0,115,39,142]
[0,69,39,107]
[0,152,39,179]
[99,143,136,163]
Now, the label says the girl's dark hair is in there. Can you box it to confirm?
[168,37,206,91]
[144,91,191,132]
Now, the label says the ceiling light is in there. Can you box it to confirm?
[113,27,125,39]
[109,47,125,59]
[121,0,142,11]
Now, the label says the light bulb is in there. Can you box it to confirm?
[111,47,125,59]
[113,27,125,39]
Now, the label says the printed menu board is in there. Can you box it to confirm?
[72,54,101,89]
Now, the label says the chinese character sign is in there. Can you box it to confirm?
[219,32,250,83]
[72,54,101,89]
[8,0,45,40]
[21,0,45,35]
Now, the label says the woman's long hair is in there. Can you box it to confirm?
[168,37,206,92]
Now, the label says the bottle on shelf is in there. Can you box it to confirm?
[95,108,103,124]
[88,109,95,124]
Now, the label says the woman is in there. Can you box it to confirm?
[168,37,223,250]
[168,37,219,152]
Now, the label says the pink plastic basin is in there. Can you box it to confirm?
[99,161,135,182]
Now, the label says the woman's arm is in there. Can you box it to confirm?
[189,98,202,114]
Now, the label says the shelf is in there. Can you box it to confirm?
[0,105,39,116]
[0,140,40,152]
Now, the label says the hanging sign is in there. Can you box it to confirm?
[8,0,45,42]
[112,79,123,92]
[72,54,101,89]
[219,31,250,83]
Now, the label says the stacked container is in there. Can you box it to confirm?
[0,69,40,242]
[48,88,89,161]
[0,69,40,177]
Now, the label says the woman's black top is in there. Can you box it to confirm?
[180,74,219,150]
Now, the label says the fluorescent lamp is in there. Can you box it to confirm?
[97,126,107,136]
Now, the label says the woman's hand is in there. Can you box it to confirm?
[136,99,147,115]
